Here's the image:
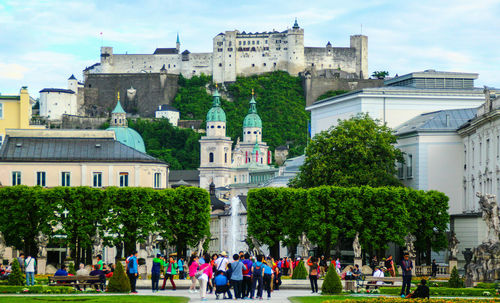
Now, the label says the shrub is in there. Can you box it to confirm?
[8,259,24,286]
[107,261,130,292]
[0,285,76,294]
[322,266,343,294]
[476,282,498,289]
[68,262,76,275]
[449,266,464,288]
[291,260,308,280]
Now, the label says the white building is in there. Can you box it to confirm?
[155,104,180,126]
[307,70,485,137]
[39,75,83,120]
[87,20,368,83]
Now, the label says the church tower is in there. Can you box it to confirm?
[176,33,180,53]
[110,92,127,127]
[199,87,233,189]
[239,91,270,165]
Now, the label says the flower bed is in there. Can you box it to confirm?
[380,287,499,297]
[324,298,500,303]
[0,285,78,294]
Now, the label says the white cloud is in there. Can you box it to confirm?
[0,63,28,80]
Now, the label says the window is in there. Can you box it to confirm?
[12,171,21,185]
[93,172,102,187]
[225,153,227,163]
[480,142,483,164]
[239,41,241,45]
[397,162,404,179]
[406,155,413,178]
[209,152,214,163]
[487,139,491,162]
[61,172,70,186]
[36,172,46,186]
[119,172,129,187]
[497,136,499,158]
[0,103,3,119]
[154,173,161,188]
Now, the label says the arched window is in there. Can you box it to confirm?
[217,125,221,128]
[225,153,227,163]
[209,153,214,163]
[247,131,251,134]
[211,125,215,128]
[254,131,257,134]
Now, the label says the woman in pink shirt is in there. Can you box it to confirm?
[198,254,213,301]
[188,255,199,293]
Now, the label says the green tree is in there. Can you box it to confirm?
[291,260,308,280]
[280,188,308,255]
[107,261,131,292]
[46,187,107,265]
[0,186,52,257]
[290,113,403,188]
[371,71,389,79]
[101,187,158,256]
[8,259,24,286]
[448,266,464,288]
[322,265,343,294]
[68,262,76,275]
[156,187,211,257]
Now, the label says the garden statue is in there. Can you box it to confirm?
[353,232,361,259]
[0,233,5,259]
[405,233,416,259]
[37,232,49,258]
[196,236,207,257]
[477,192,500,243]
[449,232,460,260]
[300,233,312,256]
[92,233,103,258]
[249,236,264,256]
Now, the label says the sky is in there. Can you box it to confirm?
[0,0,499,96]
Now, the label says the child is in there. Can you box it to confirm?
[214,270,232,300]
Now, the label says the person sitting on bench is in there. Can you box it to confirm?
[89,264,106,291]
[407,279,430,299]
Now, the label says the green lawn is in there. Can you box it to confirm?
[0,295,189,303]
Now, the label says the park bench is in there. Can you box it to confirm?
[361,276,415,289]
[48,275,103,289]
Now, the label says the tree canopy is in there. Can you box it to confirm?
[290,113,404,188]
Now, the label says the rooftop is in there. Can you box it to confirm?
[39,88,75,94]
[157,104,179,112]
[395,108,478,136]
[169,170,199,182]
[153,48,179,55]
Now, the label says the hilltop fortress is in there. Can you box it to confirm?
[86,20,368,83]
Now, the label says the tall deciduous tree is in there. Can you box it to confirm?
[47,187,107,265]
[290,113,404,188]
[0,186,52,257]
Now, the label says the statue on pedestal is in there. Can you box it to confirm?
[300,233,312,256]
[0,233,6,259]
[477,192,500,243]
[37,232,49,258]
[405,233,416,259]
[448,232,460,260]
[353,232,361,259]
[196,236,207,257]
[92,234,103,258]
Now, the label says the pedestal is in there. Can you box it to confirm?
[354,258,362,268]
[139,264,147,280]
[37,258,47,275]
[449,259,458,274]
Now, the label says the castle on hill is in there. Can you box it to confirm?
[199,88,278,196]
[86,20,368,83]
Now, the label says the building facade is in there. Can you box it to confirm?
[39,75,84,120]
[199,88,277,196]
[155,104,180,126]
[86,20,367,83]
[0,129,168,188]
[307,70,486,136]
[0,87,45,146]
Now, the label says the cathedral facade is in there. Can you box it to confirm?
[199,88,278,196]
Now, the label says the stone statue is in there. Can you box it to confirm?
[405,233,416,259]
[476,192,500,243]
[449,232,460,260]
[353,232,361,259]
[127,86,136,101]
[0,233,5,259]
[300,233,312,256]
[146,234,158,257]
[92,233,103,258]
[37,232,49,258]
[249,236,264,256]
[196,236,207,257]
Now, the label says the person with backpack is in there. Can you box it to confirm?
[230,254,245,299]
[307,256,320,293]
[24,254,36,286]
[127,251,138,294]
[198,254,213,301]
[263,257,274,299]
[161,256,178,290]
[242,253,253,298]
[250,255,265,300]
[151,253,162,293]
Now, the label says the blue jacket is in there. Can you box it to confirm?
[214,274,228,286]
[178,259,184,271]
[152,257,162,274]
[128,256,138,274]
[400,259,413,276]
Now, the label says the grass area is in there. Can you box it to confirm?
[289,295,364,303]
[0,295,189,303]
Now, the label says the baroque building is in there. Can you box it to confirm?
[85,20,367,83]
[199,88,277,196]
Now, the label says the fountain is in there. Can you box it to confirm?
[230,196,241,254]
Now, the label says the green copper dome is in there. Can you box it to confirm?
[243,95,262,128]
[206,88,226,122]
[106,126,146,153]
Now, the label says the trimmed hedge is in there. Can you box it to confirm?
[107,261,130,293]
[449,266,464,288]
[0,285,76,294]
[380,287,498,297]
[291,261,308,280]
[8,259,24,286]
[322,266,343,294]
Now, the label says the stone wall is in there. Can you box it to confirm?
[83,73,178,117]
[61,114,108,129]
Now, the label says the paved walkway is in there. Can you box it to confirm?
[136,288,319,303]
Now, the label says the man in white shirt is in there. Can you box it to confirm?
[373,266,385,286]
[24,255,36,286]
[215,251,229,273]
[76,263,89,276]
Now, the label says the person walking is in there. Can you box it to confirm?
[97,254,104,270]
[282,257,289,276]
[151,253,162,293]
[307,256,319,293]
[198,255,213,301]
[385,255,396,277]
[161,256,178,290]
[400,253,413,297]
[263,257,274,300]
[188,255,199,293]
[24,254,36,286]
[431,259,438,277]
[127,251,139,294]
[178,257,185,280]
[250,255,264,300]
[230,254,245,299]
[319,256,327,277]
[242,253,253,298]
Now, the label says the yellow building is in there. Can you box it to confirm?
[0,86,45,145]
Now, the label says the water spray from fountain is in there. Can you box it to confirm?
[230,196,241,254]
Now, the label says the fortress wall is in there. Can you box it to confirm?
[305,47,357,74]
[83,73,178,117]
[108,54,182,74]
